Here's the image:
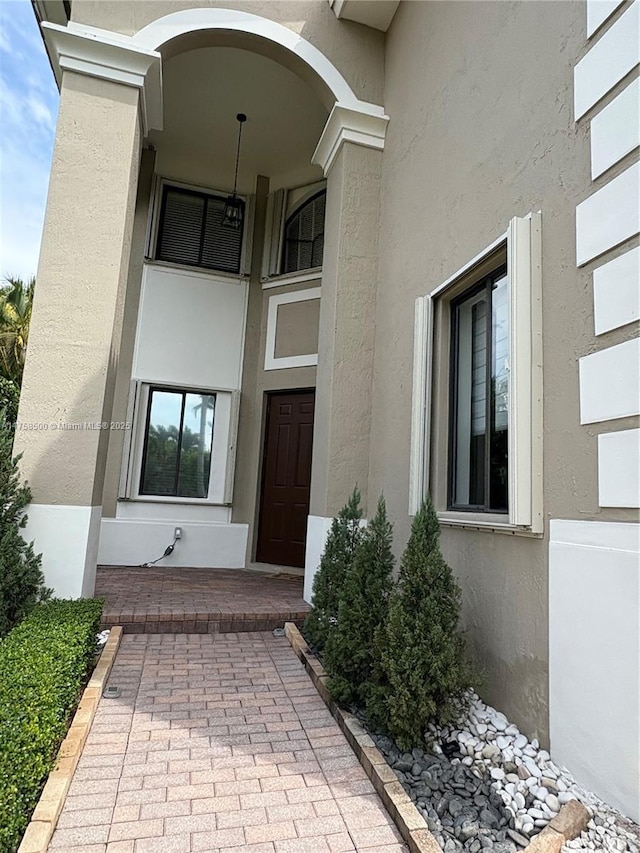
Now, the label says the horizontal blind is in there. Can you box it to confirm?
[156,186,243,274]
[283,191,326,273]
[202,196,243,273]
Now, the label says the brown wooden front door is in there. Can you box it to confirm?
[256,390,315,568]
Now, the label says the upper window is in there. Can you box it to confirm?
[140,387,216,499]
[449,268,508,512]
[282,190,326,273]
[155,185,243,274]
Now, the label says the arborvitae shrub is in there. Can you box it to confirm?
[303,488,362,652]
[324,495,394,707]
[366,496,474,748]
[0,405,50,637]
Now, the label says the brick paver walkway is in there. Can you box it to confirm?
[97,568,310,634]
[48,633,407,853]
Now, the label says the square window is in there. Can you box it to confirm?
[140,388,216,499]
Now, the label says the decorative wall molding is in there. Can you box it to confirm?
[598,429,640,507]
[579,337,640,423]
[329,0,400,33]
[42,22,162,134]
[593,247,640,334]
[312,104,389,175]
[264,287,321,371]
[42,11,389,165]
[586,0,625,36]
[575,160,640,266]
[590,77,640,178]
[574,0,639,119]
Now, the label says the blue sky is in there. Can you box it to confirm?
[0,0,59,283]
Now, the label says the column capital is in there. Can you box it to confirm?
[42,22,163,135]
[312,103,389,175]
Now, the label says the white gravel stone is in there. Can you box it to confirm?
[546,794,560,812]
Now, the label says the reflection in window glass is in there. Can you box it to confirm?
[450,270,509,512]
[140,389,216,498]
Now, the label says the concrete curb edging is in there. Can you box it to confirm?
[284,622,442,853]
[283,623,591,853]
[18,626,124,853]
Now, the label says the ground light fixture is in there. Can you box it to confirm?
[222,112,247,229]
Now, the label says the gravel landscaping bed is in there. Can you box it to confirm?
[361,692,639,853]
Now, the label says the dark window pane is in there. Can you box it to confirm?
[177,393,215,498]
[449,269,509,513]
[283,191,326,273]
[140,389,216,499]
[141,391,182,496]
[452,288,488,507]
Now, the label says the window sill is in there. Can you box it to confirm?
[261,268,322,289]
[436,511,543,538]
[145,258,248,282]
[118,496,231,508]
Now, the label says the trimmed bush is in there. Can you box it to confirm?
[0,598,104,853]
[367,496,474,748]
[324,495,394,707]
[0,405,49,638]
[303,488,362,652]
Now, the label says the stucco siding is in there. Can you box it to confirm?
[367,0,602,743]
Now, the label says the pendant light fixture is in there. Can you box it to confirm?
[222,113,247,229]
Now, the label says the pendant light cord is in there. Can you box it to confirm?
[232,113,246,196]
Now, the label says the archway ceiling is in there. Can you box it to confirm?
[148,46,329,194]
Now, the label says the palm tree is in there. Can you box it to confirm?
[0,276,35,385]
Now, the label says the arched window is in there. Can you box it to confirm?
[282,190,326,273]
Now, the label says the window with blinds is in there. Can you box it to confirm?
[282,190,326,273]
[155,185,244,274]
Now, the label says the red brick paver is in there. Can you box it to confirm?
[97,567,310,634]
[48,633,407,853]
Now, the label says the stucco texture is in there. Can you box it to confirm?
[366,0,599,744]
[15,72,141,508]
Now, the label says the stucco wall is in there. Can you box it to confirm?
[231,175,319,558]
[70,0,384,106]
[366,0,616,744]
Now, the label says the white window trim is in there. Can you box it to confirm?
[409,213,543,533]
[146,175,253,277]
[119,380,241,507]
[264,287,321,371]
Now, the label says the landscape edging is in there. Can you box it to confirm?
[17,626,124,853]
[283,622,590,853]
[284,622,442,853]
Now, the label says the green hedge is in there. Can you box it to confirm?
[0,598,104,853]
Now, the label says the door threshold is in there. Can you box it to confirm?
[246,562,304,578]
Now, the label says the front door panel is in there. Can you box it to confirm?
[257,391,315,568]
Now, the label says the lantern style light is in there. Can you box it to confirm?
[222,113,247,229]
